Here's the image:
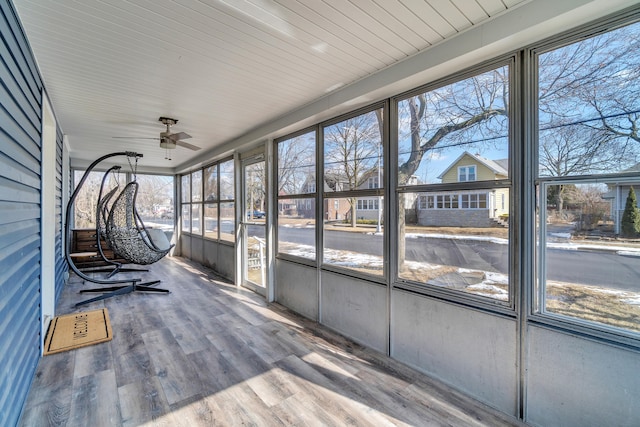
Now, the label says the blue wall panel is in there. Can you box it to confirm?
[0,1,45,426]
[54,126,67,303]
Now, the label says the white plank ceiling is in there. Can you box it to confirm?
[13,0,529,171]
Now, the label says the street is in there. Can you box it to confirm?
[277,227,640,292]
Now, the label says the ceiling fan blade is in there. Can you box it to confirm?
[112,136,160,140]
[176,140,201,151]
[168,131,191,141]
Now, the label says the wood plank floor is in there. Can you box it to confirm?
[20,256,525,426]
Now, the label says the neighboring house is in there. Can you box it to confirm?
[353,168,383,222]
[294,175,351,220]
[296,171,396,222]
[417,151,509,227]
[604,162,640,234]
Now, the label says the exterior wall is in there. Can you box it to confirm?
[419,208,493,227]
[355,198,382,221]
[320,271,388,354]
[324,197,351,221]
[392,289,518,416]
[202,238,235,281]
[493,187,509,217]
[440,155,498,183]
[275,259,318,321]
[526,326,640,427]
[0,2,53,425]
[54,127,68,302]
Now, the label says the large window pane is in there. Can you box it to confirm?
[135,174,174,234]
[535,22,640,335]
[191,170,202,202]
[191,203,201,235]
[278,198,315,259]
[181,175,190,203]
[538,183,640,333]
[181,204,190,233]
[324,110,383,192]
[73,170,116,229]
[204,203,218,240]
[395,64,511,303]
[538,22,640,177]
[278,131,316,195]
[398,190,510,301]
[219,201,235,242]
[277,131,317,260]
[397,67,509,186]
[204,164,218,202]
[219,160,234,201]
[323,197,383,276]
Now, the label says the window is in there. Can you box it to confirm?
[181,175,191,233]
[396,63,511,303]
[203,165,218,239]
[181,174,190,203]
[73,170,117,229]
[535,20,640,335]
[357,199,379,210]
[419,193,488,210]
[191,170,202,202]
[368,176,379,189]
[459,166,476,182]
[323,107,384,276]
[204,203,218,240]
[276,130,316,260]
[204,164,217,202]
[218,159,235,243]
[190,171,202,235]
[191,203,201,235]
[181,158,234,242]
[134,174,174,234]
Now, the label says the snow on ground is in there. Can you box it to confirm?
[405,233,508,245]
[279,231,639,303]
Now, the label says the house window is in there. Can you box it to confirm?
[357,199,379,210]
[276,130,317,260]
[535,19,640,336]
[420,192,488,209]
[368,176,379,189]
[459,166,476,182]
[418,195,428,209]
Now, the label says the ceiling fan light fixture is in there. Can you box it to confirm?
[159,137,176,149]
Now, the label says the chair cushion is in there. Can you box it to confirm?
[146,228,171,251]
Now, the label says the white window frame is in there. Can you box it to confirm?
[458,165,477,182]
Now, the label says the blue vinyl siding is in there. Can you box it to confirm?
[0,1,48,426]
[54,126,67,302]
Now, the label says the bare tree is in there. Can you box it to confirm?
[246,161,265,215]
[564,185,610,231]
[397,67,509,262]
[277,134,315,195]
[324,112,382,226]
[135,175,174,219]
[538,24,640,173]
[73,171,117,229]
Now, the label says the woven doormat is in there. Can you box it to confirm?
[43,308,113,355]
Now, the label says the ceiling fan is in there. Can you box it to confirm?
[113,117,201,159]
